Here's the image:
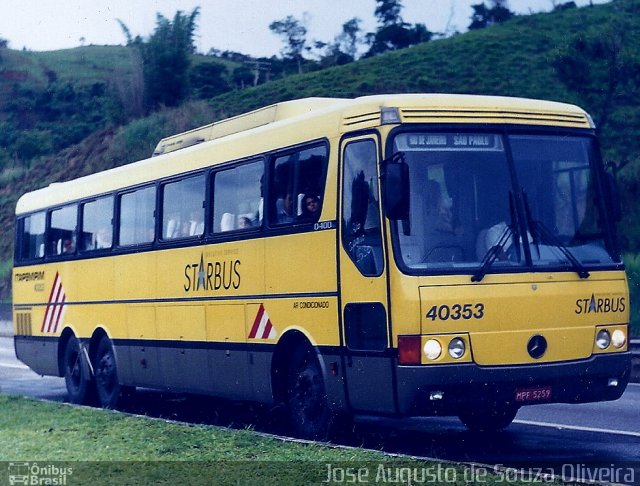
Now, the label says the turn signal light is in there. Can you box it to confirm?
[398,335,421,365]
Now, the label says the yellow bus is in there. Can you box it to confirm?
[13,94,631,437]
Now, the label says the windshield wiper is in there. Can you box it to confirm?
[523,192,590,279]
[471,224,515,282]
[472,192,519,283]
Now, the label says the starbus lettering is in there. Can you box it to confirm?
[575,294,626,314]
[184,253,241,292]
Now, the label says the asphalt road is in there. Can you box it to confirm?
[1,336,638,485]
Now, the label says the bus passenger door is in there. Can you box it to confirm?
[339,136,394,414]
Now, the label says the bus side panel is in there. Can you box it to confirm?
[207,304,251,400]
[124,305,160,387]
[14,336,60,376]
[263,228,342,404]
[156,305,209,393]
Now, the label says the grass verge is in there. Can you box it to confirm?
[0,395,557,485]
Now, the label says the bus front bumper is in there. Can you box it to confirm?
[395,352,631,416]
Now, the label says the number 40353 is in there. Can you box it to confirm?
[425,303,485,321]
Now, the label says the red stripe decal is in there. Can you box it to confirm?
[41,272,60,332]
[261,320,273,339]
[248,304,264,339]
[47,281,64,333]
[51,294,66,334]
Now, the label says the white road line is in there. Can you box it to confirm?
[514,419,640,438]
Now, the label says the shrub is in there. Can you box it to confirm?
[13,130,54,161]
[623,253,640,337]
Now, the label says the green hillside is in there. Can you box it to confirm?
[1,0,639,304]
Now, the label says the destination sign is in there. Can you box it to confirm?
[395,133,503,151]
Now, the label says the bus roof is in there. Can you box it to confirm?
[16,93,591,215]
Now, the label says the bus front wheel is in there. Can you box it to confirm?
[286,346,333,440]
[94,337,124,409]
[458,405,519,432]
[63,335,95,405]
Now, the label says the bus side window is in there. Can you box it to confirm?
[162,174,205,240]
[118,186,156,246]
[81,196,114,251]
[20,211,46,260]
[47,205,78,256]
[270,145,328,226]
[212,160,263,233]
[342,140,383,276]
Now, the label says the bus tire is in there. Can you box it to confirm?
[62,335,95,405]
[93,337,124,409]
[286,346,333,440]
[458,405,519,432]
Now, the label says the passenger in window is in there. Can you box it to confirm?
[178,210,204,237]
[276,192,297,224]
[62,237,75,254]
[424,180,464,262]
[298,194,321,222]
[178,219,191,237]
[425,180,455,234]
[237,216,253,229]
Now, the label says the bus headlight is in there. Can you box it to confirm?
[423,339,442,360]
[596,329,611,349]
[611,329,626,348]
[448,338,466,359]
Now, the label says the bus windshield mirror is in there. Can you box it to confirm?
[522,192,590,279]
[382,152,409,222]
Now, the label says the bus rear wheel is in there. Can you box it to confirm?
[94,337,124,409]
[286,346,333,440]
[63,335,95,405]
[458,405,519,432]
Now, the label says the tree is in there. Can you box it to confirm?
[553,14,640,143]
[118,49,145,121]
[190,62,231,98]
[269,15,308,75]
[232,65,254,89]
[375,0,403,26]
[117,19,136,46]
[551,1,577,11]
[141,8,200,110]
[366,0,432,56]
[317,18,365,67]
[336,18,364,61]
[0,36,7,62]
[469,0,514,30]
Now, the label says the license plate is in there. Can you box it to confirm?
[515,386,552,403]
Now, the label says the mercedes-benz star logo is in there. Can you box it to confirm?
[527,335,547,359]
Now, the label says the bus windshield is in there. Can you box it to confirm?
[391,131,618,274]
